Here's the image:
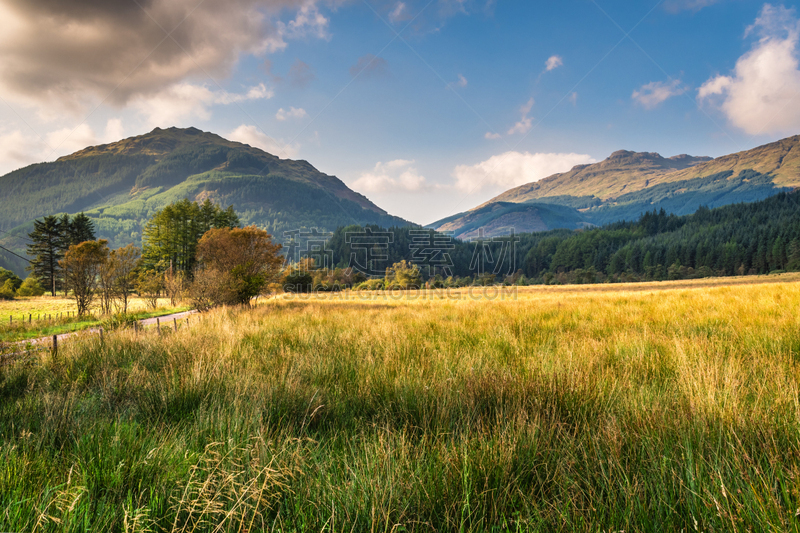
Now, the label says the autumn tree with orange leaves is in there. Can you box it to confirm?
[194,226,283,307]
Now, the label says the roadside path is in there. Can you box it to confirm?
[1,309,198,362]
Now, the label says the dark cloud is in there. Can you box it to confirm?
[0,0,334,109]
[349,54,389,78]
[288,59,315,88]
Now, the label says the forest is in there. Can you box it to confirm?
[321,191,800,285]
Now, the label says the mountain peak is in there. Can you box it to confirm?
[481,135,800,207]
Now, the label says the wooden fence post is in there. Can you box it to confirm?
[173,317,178,332]
[157,317,162,336]
[100,328,104,343]
[52,335,58,358]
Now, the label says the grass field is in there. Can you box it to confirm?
[1,275,800,531]
[0,297,188,343]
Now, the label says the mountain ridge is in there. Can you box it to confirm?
[434,134,800,239]
[486,135,800,206]
[0,127,410,274]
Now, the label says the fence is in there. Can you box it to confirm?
[0,315,192,366]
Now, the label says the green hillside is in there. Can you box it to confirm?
[0,127,410,274]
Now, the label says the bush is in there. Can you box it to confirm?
[0,267,22,291]
[101,313,139,331]
[189,268,237,311]
[0,279,15,300]
[283,270,313,293]
[16,276,46,297]
[354,278,385,291]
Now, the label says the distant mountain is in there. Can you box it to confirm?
[0,127,411,274]
[485,150,713,205]
[434,202,591,240]
[433,135,800,239]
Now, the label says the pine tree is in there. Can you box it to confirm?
[68,213,96,245]
[27,215,67,296]
[142,199,240,276]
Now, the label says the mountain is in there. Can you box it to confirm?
[434,202,591,240]
[0,127,410,274]
[433,135,800,239]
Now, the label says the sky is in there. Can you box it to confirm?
[1,0,799,225]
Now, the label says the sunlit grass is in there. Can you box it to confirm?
[1,276,800,531]
[0,297,188,343]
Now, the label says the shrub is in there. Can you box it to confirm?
[16,276,46,297]
[0,279,15,300]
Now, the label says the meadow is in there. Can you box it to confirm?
[1,275,799,531]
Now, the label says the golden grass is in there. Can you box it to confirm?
[0,295,175,318]
[2,275,800,531]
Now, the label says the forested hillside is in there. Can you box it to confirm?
[0,127,409,274]
[325,191,800,285]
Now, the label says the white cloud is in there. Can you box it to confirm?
[545,55,564,71]
[569,92,578,106]
[45,124,99,155]
[454,74,468,88]
[276,106,309,121]
[0,119,131,174]
[104,119,125,143]
[507,98,534,135]
[133,83,273,126]
[632,79,687,109]
[389,2,408,23]
[228,124,299,158]
[453,151,596,193]
[484,131,502,140]
[698,4,800,135]
[352,159,431,193]
[0,130,48,174]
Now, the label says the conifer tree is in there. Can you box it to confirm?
[142,199,239,276]
[68,213,96,245]
[26,215,67,296]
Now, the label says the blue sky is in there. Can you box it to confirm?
[0,0,798,224]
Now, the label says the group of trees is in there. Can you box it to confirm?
[141,198,239,275]
[23,200,284,315]
[521,192,800,283]
[0,267,45,299]
[17,188,800,310]
[26,213,96,296]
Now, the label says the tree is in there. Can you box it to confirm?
[99,244,141,314]
[67,213,96,245]
[61,240,109,316]
[0,268,22,292]
[111,244,141,313]
[385,260,422,290]
[27,215,67,296]
[195,226,283,306]
[137,270,163,310]
[142,199,240,277]
[164,267,186,306]
[16,276,46,297]
[0,279,16,300]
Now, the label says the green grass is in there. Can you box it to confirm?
[1,280,800,531]
[0,305,191,343]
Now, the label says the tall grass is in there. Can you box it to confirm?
[1,281,799,531]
